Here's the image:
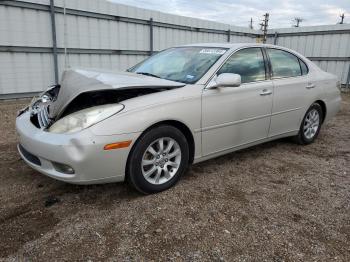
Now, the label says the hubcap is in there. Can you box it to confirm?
[141,137,181,185]
[303,109,320,139]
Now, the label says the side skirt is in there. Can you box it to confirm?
[193,130,298,164]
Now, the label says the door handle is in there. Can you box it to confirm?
[306,83,315,89]
[260,89,272,96]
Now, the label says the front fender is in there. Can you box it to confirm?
[90,95,201,136]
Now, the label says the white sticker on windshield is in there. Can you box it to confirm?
[199,49,226,55]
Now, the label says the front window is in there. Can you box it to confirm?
[217,48,266,84]
[130,47,227,84]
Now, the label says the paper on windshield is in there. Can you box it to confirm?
[199,49,226,55]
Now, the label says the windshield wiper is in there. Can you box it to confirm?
[136,72,161,78]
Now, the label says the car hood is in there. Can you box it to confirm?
[49,68,185,118]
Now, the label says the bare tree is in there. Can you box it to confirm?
[292,17,304,27]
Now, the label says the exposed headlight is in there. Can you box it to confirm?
[49,104,124,134]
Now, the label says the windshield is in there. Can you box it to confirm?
[129,47,227,84]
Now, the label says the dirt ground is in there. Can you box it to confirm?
[0,94,349,261]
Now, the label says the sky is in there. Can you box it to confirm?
[109,0,350,29]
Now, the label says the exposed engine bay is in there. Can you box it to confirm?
[27,85,173,130]
[60,88,163,118]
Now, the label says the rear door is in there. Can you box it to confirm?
[266,48,313,137]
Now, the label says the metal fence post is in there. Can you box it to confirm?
[273,32,278,45]
[49,0,59,85]
[227,30,231,42]
[149,18,154,55]
[346,63,350,89]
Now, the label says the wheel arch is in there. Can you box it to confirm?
[314,100,327,123]
[126,119,195,178]
[145,120,195,164]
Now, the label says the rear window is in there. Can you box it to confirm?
[267,48,302,78]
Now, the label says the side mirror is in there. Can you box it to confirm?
[207,73,241,89]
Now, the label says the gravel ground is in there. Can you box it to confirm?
[0,94,349,261]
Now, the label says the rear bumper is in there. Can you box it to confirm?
[16,111,141,184]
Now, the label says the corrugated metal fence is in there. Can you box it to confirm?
[0,0,349,99]
[267,25,350,88]
[0,0,257,98]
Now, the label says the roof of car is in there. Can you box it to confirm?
[180,42,278,50]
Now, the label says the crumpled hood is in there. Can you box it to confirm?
[49,68,185,118]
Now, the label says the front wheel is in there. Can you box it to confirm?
[293,103,323,145]
[127,125,189,194]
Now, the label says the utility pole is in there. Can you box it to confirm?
[293,17,303,27]
[249,18,253,29]
[339,13,345,24]
[260,13,269,43]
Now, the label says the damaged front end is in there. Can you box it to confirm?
[19,68,185,133]
[25,87,173,132]
[17,85,60,129]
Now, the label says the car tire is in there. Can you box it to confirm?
[126,125,189,194]
[293,103,323,145]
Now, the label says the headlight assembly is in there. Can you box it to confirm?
[48,104,124,134]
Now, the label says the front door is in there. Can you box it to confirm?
[201,47,273,156]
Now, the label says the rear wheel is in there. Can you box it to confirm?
[127,125,189,194]
[293,103,323,145]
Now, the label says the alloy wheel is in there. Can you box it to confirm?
[303,109,320,140]
[141,137,181,185]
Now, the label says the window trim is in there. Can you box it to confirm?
[214,47,269,85]
[265,47,309,80]
[298,58,309,75]
[262,48,272,79]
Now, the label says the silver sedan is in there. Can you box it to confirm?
[16,43,341,194]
